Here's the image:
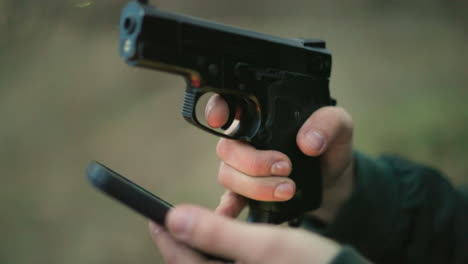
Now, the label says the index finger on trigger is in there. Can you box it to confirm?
[205,94,229,128]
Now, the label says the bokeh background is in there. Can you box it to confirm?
[1,0,467,263]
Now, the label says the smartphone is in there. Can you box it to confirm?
[87,161,173,225]
[86,161,231,262]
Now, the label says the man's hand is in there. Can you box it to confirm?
[150,97,355,263]
[150,205,340,264]
[206,95,354,222]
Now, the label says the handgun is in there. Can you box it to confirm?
[119,0,335,225]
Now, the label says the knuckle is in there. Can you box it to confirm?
[245,155,267,176]
[246,151,278,176]
[250,181,276,201]
[217,163,231,187]
[216,139,240,161]
[216,138,228,159]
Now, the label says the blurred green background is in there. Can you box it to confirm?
[1,0,467,263]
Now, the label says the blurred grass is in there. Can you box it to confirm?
[0,0,467,263]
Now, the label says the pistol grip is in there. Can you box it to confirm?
[247,102,322,224]
[246,74,333,224]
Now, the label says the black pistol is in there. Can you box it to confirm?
[119,0,335,225]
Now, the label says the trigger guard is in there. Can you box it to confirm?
[220,95,237,130]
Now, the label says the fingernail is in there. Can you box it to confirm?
[305,130,326,154]
[271,161,290,175]
[149,221,162,234]
[169,209,193,240]
[274,182,295,200]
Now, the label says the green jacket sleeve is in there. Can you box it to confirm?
[321,152,468,264]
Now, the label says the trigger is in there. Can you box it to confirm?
[220,95,237,130]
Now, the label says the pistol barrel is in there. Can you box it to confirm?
[120,1,331,89]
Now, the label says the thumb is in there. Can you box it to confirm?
[166,205,339,263]
[296,106,353,158]
[296,106,353,185]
